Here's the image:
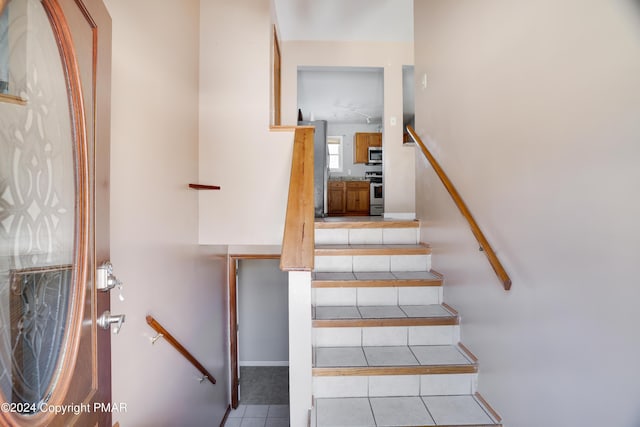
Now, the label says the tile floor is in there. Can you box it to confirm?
[315,395,497,426]
[314,304,452,320]
[226,404,289,427]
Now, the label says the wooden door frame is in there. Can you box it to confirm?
[228,254,281,409]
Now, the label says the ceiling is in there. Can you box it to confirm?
[275,0,414,124]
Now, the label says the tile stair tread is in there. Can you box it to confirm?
[313,304,455,320]
[314,345,475,368]
[313,270,442,284]
[316,243,429,251]
[314,395,502,426]
[315,218,419,229]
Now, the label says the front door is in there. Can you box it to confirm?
[0,0,112,425]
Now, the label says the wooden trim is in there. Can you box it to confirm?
[458,342,479,363]
[407,125,512,291]
[313,317,458,328]
[269,125,315,132]
[146,315,216,385]
[313,364,477,376]
[280,127,315,271]
[188,183,220,190]
[229,254,281,260]
[314,219,419,229]
[315,244,431,257]
[219,404,231,427]
[0,93,28,105]
[442,302,459,316]
[474,392,503,423]
[272,24,281,126]
[312,278,442,288]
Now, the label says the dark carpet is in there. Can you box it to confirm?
[239,366,289,405]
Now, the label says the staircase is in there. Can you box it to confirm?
[310,217,502,427]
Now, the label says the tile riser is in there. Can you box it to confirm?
[313,325,460,347]
[313,286,443,306]
[312,373,478,398]
[314,254,431,272]
[315,227,420,245]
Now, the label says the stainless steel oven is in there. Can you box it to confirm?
[366,171,383,216]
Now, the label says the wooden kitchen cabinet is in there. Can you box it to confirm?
[327,181,346,215]
[328,180,370,216]
[354,132,382,164]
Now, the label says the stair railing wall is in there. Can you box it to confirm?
[407,125,512,291]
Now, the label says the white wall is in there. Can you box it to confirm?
[105,1,230,425]
[238,259,289,365]
[198,0,294,246]
[282,41,416,216]
[414,1,640,426]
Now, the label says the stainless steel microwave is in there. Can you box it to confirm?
[368,147,382,164]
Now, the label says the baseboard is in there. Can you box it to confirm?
[383,212,416,220]
[239,361,289,367]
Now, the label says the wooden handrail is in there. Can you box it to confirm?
[146,315,216,384]
[407,125,512,291]
[188,183,221,190]
[280,126,315,271]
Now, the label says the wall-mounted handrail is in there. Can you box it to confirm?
[280,126,315,271]
[407,125,512,291]
[188,183,221,190]
[146,315,216,384]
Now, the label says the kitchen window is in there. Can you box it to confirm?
[327,136,343,172]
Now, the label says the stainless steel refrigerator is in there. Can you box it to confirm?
[298,120,327,218]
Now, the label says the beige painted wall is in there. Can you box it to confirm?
[198,0,294,245]
[414,1,640,426]
[105,0,230,425]
[281,41,416,216]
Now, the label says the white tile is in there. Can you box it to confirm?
[354,271,395,280]
[229,405,247,417]
[316,398,375,427]
[245,405,270,417]
[353,255,389,272]
[370,397,435,426]
[315,288,357,306]
[265,418,289,427]
[363,346,417,366]
[315,255,352,272]
[267,405,289,418]
[358,305,405,319]
[315,228,349,245]
[420,373,476,395]
[349,228,383,244]
[408,326,457,346]
[382,228,419,244]
[392,271,439,280]
[314,327,361,347]
[315,306,360,320]
[357,287,397,306]
[314,272,356,281]
[315,347,367,367]
[422,395,494,425]
[401,304,451,318]
[368,375,420,397]
[390,254,430,271]
[226,418,243,427]
[411,345,472,365]
[240,418,266,427]
[362,327,407,346]
[398,287,441,305]
[313,376,368,398]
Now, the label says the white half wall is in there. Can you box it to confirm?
[105,0,230,424]
[414,1,640,426]
[282,41,416,216]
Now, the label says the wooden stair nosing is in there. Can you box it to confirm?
[315,219,419,229]
[315,244,431,257]
[312,364,478,377]
[312,316,459,328]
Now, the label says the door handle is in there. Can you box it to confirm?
[97,261,124,300]
[98,310,126,334]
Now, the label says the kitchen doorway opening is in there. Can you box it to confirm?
[229,255,289,409]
